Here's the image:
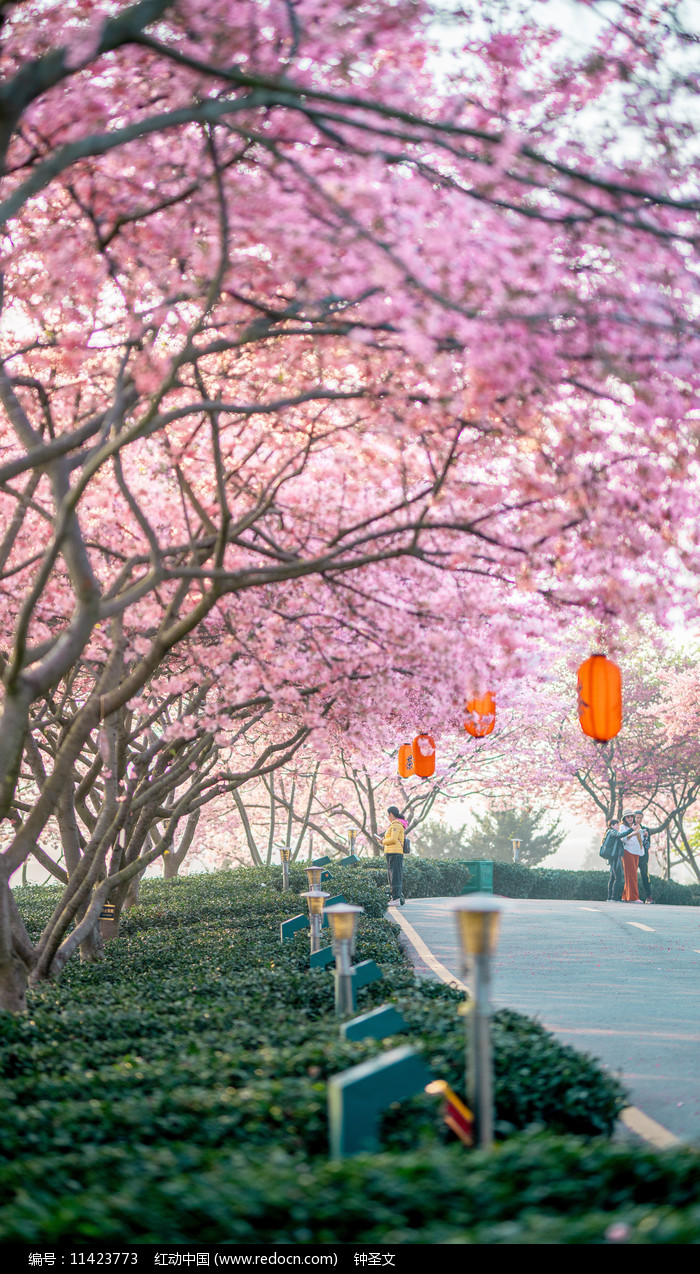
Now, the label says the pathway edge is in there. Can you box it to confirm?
[390,907,469,993]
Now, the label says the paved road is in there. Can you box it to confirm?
[397,896,700,1144]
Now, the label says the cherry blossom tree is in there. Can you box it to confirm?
[218,732,507,864]
[0,0,699,1008]
[6,655,315,953]
[482,643,700,880]
[273,735,518,856]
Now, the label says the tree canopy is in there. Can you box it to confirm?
[0,0,699,1008]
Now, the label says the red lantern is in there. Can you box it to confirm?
[398,743,415,778]
[412,733,435,778]
[577,654,622,742]
[464,692,496,738]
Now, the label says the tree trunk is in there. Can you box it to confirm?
[100,913,121,942]
[163,853,181,879]
[162,811,200,879]
[80,924,106,961]
[123,870,144,909]
[0,951,28,1013]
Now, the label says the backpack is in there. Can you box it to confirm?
[599,829,619,861]
[403,834,411,855]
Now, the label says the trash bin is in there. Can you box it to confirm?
[459,860,493,894]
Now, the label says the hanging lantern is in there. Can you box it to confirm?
[412,733,435,778]
[398,744,415,779]
[464,692,496,738]
[577,654,622,742]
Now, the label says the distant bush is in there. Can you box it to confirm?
[352,855,700,906]
[490,863,700,906]
[398,855,473,897]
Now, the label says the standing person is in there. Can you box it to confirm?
[634,810,654,904]
[383,805,406,907]
[619,811,643,903]
[601,818,624,902]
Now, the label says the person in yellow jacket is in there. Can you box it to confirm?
[383,805,406,907]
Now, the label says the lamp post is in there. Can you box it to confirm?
[348,829,357,855]
[280,845,292,890]
[305,865,323,891]
[451,894,503,1149]
[511,838,521,863]
[301,890,330,954]
[325,903,364,1015]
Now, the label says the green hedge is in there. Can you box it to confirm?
[490,863,700,905]
[2,1133,700,1242]
[353,856,700,905]
[0,868,634,1239]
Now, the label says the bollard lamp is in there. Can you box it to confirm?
[305,865,323,890]
[301,890,330,955]
[325,903,364,942]
[325,904,364,1016]
[279,845,292,891]
[450,893,503,1149]
[301,889,330,917]
[452,894,502,963]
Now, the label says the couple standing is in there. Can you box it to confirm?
[601,811,654,904]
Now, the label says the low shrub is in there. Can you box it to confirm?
[0,868,630,1241]
[1,1133,700,1242]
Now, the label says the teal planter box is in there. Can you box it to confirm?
[328,1046,432,1158]
[353,959,383,989]
[460,860,493,894]
[341,1004,407,1042]
[280,913,310,943]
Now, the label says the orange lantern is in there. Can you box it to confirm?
[464,692,496,738]
[398,743,415,778]
[577,654,622,742]
[412,733,435,778]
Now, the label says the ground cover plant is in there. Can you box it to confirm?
[1,867,699,1243]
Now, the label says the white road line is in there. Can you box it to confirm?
[627,921,655,931]
[395,904,681,1149]
[620,1107,681,1149]
[389,907,469,993]
[579,907,600,912]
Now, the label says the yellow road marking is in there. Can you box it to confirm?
[620,1107,680,1149]
[543,1024,700,1042]
[389,907,469,993]
[627,921,655,931]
